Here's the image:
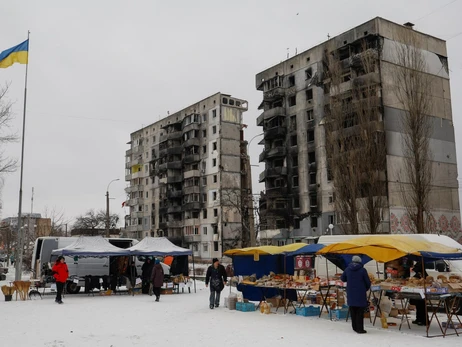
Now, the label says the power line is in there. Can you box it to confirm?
[414,0,460,22]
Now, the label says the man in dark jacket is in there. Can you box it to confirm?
[141,258,154,294]
[341,255,371,334]
[151,259,164,302]
[410,260,429,325]
[205,258,227,309]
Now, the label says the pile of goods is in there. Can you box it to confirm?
[232,272,345,290]
[370,273,462,293]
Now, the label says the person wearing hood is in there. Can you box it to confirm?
[51,256,69,304]
[151,259,164,302]
[141,258,154,294]
[341,255,371,334]
[205,258,227,309]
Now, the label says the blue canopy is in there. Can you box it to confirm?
[284,243,325,256]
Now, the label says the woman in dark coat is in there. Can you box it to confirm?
[141,258,154,294]
[151,259,164,302]
[410,260,429,325]
[341,255,371,334]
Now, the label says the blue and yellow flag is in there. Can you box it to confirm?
[0,40,29,68]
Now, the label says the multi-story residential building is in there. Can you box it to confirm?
[256,17,461,244]
[2,213,52,238]
[123,93,251,259]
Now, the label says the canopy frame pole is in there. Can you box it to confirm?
[192,252,196,293]
[422,257,430,336]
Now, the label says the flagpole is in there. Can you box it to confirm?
[15,31,30,281]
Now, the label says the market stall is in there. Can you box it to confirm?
[317,235,462,337]
[224,244,333,314]
[126,237,195,293]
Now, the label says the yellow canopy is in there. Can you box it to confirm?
[316,235,460,263]
[223,243,306,257]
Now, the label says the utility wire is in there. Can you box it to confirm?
[414,0,460,22]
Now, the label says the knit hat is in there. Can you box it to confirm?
[352,255,362,263]
[212,258,219,264]
[155,259,160,264]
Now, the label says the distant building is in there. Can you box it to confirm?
[123,92,252,259]
[2,213,52,238]
[256,17,460,244]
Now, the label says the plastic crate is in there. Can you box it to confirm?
[296,306,321,317]
[329,305,349,320]
[236,302,256,312]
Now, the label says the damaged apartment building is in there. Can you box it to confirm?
[123,93,253,259]
[256,17,460,244]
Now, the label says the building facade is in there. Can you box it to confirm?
[123,93,251,259]
[256,17,461,244]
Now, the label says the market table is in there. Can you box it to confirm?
[369,286,461,338]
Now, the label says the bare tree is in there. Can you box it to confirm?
[73,209,119,233]
[324,38,387,234]
[0,83,18,180]
[0,221,15,257]
[220,188,257,248]
[43,207,71,236]
[392,30,433,234]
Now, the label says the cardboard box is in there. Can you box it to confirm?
[448,283,462,293]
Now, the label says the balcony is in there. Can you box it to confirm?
[167,220,183,228]
[159,222,168,231]
[167,146,183,156]
[183,170,200,179]
[264,126,286,140]
[183,186,200,195]
[260,146,287,162]
[126,148,133,156]
[183,137,200,148]
[126,225,144,232]
[167,131,182,141]
[263,87,285,102]
[266,187,288,198]
[167,205,182,214]
[125,174,132,181]
[182,122,201,133]
[167,175,183,184]
[127,198,145,206]
[167,190,183,199]
[125,184,143,193]
[159,206,168,214]
[183,154,200,164]
[184,234,202,242]
[309,162,317,172]
[159,147,168,158]
[257,107,286,126]
[267,167,288,177]
[159,161,182,171]
[131,211,145,219]
[182,202,202,211]
[259,167,287,182]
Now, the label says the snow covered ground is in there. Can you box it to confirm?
[0,267,460,347]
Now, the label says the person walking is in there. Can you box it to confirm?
[341,255,371,334]
[51,256,69,304]
[151,259,164,302]
[141,258,154,294]
[205,258,227,309]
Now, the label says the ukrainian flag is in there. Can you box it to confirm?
[0,40,29,68]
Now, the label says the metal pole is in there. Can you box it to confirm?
[106,191,110,237]
[106,179,120,238]
[15,31,30,281]
[192,252,196,293]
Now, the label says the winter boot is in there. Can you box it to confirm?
[155,296,159,302]
[210,304,214,309]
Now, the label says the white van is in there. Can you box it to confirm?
[32,237,170,293]
[315,234,462,280]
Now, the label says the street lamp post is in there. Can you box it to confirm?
[328,224,334,235]
[106,179,120,237]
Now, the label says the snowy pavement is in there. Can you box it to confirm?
[0,276,460,347]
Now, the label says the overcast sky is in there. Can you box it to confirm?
[1,0,461,226]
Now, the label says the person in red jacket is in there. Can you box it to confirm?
[52,256,69,304]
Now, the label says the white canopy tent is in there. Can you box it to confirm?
[127,237,196,293]
[51,236,130,257]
